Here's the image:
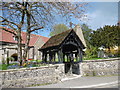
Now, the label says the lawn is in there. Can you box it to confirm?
[83,57,106,60]
[83,57,119,60]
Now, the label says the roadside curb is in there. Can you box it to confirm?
[61,75,82,82]
[70,81,118,88]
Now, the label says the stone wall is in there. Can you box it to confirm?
[80,58,119,76]
[1,64,65,88]
[1,58,119,88]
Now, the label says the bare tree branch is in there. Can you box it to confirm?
[0,16,19,27]
[1,23,17,31]
[0,26,17,36]
[30,27,44,32]
[29,24,39,28]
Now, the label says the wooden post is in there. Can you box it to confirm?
[49,50,53,63]
[49,52,51,63]
[75,52,78,62]
[54,52,56,63]
[60,49,63,63]
[44,53,47,63]
[58,50,61,63]
[80,50,83,62]
[78,48,82,62]
[57,49,63,63]
[42,51,45,62]
[63,53,65,62]
[67,54,68,62]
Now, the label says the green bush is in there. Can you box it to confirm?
[84,46,98,59]
[1,64,7,70]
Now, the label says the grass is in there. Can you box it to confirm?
[83,57,106,60]
[83,56,119,60]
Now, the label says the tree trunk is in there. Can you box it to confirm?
[17,28,23,66]
[23,31,30,61]
[23,4,31,61]
[18,2,26,66]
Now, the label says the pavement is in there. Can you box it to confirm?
[28,75,119,88]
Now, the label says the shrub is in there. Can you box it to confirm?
[84,47,98,59]
[1,64,7,70]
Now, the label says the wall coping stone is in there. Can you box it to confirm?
[83,58,120,62]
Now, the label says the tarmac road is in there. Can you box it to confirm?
[28,75,119,88]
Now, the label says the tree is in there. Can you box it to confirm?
[49,24,69,36]
[0,2,44,65]
[19,2,88,61]
[90,25,119,55]
[81,24,93,49]
[1,2,88,64]
[0,2,26,66]
[80,24,99,58]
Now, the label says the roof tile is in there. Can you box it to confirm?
[0,27,49,46]
[41,29,72,49]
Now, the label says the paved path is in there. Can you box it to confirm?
[28,75,119,88]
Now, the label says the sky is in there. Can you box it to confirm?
[39,2,118,37]
[84,2,118,30]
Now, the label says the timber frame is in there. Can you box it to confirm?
[39,29,85,64]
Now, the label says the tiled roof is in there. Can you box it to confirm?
[0,27,49,46]
[0,27,18,44]
[41,29,72,49]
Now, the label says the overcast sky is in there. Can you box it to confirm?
[39,2,118,37]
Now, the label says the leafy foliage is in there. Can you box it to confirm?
[90,25,120,56]
[90,25,119,48]
[80,24,98,58]
[49,24,69,36]
[81,24,93,49]
[84,46,99,59]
